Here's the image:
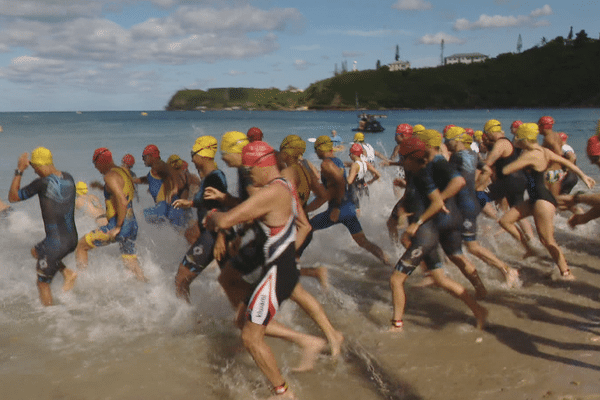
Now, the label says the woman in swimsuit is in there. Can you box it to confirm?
[499,123,595,280]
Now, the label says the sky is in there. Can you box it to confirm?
[0,0,597,112]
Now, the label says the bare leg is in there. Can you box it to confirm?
[289,284,343,357]
[447,254,487,300]
[37,281,53,306]
[265,320,327,372]
[352,231,391,266]
[60,264,78,292]
[122,255,147,282]
[532,201,574,279]
[430,269,487,330]
[174,264,198,303]
[299,266,329,290]
[241,321,291,391]
[464,241,519,287]
[499,203,537,257]
[75,237,91,269]
[389,270,408,332]
[218,263,253,308]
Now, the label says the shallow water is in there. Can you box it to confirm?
[1,110,600,399]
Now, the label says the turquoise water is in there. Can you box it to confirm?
[1,109,600,400]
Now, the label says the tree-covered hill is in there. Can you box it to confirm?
[166,33,600,111]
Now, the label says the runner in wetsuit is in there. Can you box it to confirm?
[307,136,391,265]
[444,127,519,287]
[76,148,147,283]
[206,141,327,399]
[415,129,487,299]
[135,144,185,229]
[478,119,537,255]
[389,136,487,331]
[499,123,595,281]
[8,147,78,306]
[171,136,228,301]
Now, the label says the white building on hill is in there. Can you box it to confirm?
[388,60,410,71]
[444,53,488,65]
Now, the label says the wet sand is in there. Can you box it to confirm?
[1,219,600,400]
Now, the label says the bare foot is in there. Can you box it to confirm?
[558,269,576,281]
[62,268,77,292]
[328,330,344,358]
[315,266,329,291]
[504,268,520,288]
[291,337,327,372]
[266,389,296,400]
[475,305,488,330]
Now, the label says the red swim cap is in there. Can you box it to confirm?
[142,144,160,158]
[122,154,135,168]
[242,141,277,167]
[587,135,600,157]
[465,128,474,137]
[396,123,413,137]
[93,147,113,165]
[443,124,456,134]
[350,143,363,156]
[511,120,523,131]
[399,137,427,159]
[558,132,568,143]
[538,116,554,130]
[247,127,263,142]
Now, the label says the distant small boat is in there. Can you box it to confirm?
[141,112,148,116]
[76,111,82,114]
[352,114,385,133]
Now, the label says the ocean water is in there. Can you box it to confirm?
[1,109,600,400]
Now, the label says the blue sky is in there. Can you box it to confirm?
[0,0,597,111]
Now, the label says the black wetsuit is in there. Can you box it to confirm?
[18,172,78,282]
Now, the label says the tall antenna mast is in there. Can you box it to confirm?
[440,39,445,66]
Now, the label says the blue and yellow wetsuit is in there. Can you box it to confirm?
[143,170,189,228]
[85,167,138,258]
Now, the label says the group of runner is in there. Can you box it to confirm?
[6,117,600,399]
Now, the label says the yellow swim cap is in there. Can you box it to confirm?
[473,130,483,140]
[167,154,184,169]
[353,132,365,142]
[192,136,218,159]
[444,126,466,141]
[484,119,502,134]
[460,133,474,145]
[413,124,426,134]
[417,129,443,148]
[30,147,53,166]
[516,123,539,141]
[221,131,249,154]
[314,135,333,153]
[280,135,306,158]
[76,181,88,195]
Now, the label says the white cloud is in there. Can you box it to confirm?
[391,0,432,11]
[453,5,553,31]
[417,32,466,45]
[225,70,246,76]
[0,3,303,94]
[530,4,553,18]
[293,59,314,71]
